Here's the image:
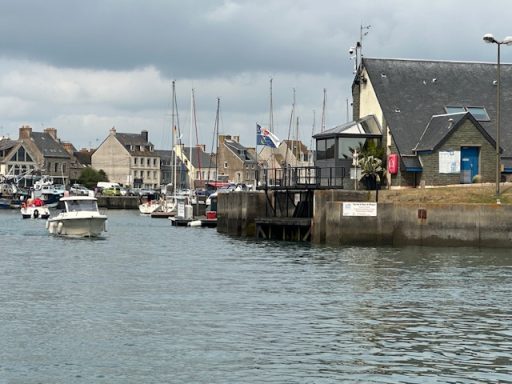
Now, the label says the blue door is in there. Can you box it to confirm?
[460,147,479,183]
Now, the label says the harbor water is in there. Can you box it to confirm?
[1,209,511,383]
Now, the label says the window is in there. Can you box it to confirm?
[466,107,490,121]
[134,157,138,165]
[316,138,335,160]
[224,161,228,168]
[147,158,150,167]
[337,138,366,160]
[153,158,157,167]
[55,163,59,173]
[445,106,466,114]
[445,105,490,121]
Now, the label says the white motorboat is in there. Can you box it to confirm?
[138,199,162,214]
[20,198,50,219]
[46,196,107,237]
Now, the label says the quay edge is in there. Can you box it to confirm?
[217,190,512,248]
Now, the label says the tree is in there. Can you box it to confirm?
[358,155,385,201]
[78,167,109,189]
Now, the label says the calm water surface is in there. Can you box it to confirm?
[0,209,511,383]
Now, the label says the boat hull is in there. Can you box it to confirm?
[47,216,107,237]
[21,206,50,219]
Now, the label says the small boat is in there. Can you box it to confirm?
[46,196,107,237]
[138,199,162,215]
[20,198,50,219]
[200,191,218,228]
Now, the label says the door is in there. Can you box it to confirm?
[460,147,479,184]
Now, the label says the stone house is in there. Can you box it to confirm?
[18,126,73,185]
[258,139,312,169]
[92,128,160,189]
[217,135,257,185]
[335,58,506,187]
[0,136,39,186]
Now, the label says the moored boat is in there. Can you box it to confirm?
[46,196,107,237]
[20,198,50,219]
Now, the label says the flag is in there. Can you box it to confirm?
[256,124,280,148]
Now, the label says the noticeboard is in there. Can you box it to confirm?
[343,202,377,217]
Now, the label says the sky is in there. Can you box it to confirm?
[2,0,512,151]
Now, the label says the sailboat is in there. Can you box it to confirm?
[150,81,182,218]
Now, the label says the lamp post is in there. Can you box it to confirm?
[483,33,512,195]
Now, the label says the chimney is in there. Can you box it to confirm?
[141,130,148,142]
[218,135,230,146]
[233,135,240,143]
[110,126,116,135]
[19,125,32,140]
[44,128,58,140]
[62,142,75,155]
[197,144,206,152]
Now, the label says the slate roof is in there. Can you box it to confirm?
[0,138,17,153]
[30,132,70,159]
[180,147,216,169]
[115,132,156,156]
[362,58,511,157]
[224,139,257,163]
[414,112,496,152]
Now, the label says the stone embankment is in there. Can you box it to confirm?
[218,189,512,247]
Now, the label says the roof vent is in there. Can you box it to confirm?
[422,80,427,85]
[394,108,401,113]
[432,78,437,83]
[381,73,387,78]
[493,80,498,86]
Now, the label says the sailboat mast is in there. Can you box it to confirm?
[172,80,177,194]
[284,88,296,167]
[321,88,326,133]
[310,109,316,154]
[269,78,274,132]
[215,97,220,182]
[295,116,299,165]
[189,89,194,189]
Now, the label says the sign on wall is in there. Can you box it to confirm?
[343,202,377,216]
[439,151,460,173]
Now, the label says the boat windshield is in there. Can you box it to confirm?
[66,199,98,212]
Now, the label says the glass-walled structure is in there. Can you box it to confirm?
[313,115,383,189]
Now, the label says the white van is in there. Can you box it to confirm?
[97,182,121,190]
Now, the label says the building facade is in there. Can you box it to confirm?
[92,128,160,189]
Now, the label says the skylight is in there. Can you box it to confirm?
[445,106,490,122]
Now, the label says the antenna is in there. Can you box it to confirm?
[349,24,371,74]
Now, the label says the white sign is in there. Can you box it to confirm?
[343,202,377,217]
[350,167,362,180]
[439,151,460,174]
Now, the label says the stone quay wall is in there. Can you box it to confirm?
[218,190,512,247]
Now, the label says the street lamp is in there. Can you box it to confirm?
[483,33,512,195]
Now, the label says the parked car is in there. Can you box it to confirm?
[70,184,91,196]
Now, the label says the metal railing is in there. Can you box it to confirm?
[257,166,347,190]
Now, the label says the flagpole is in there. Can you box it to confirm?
[255,123,259,188]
